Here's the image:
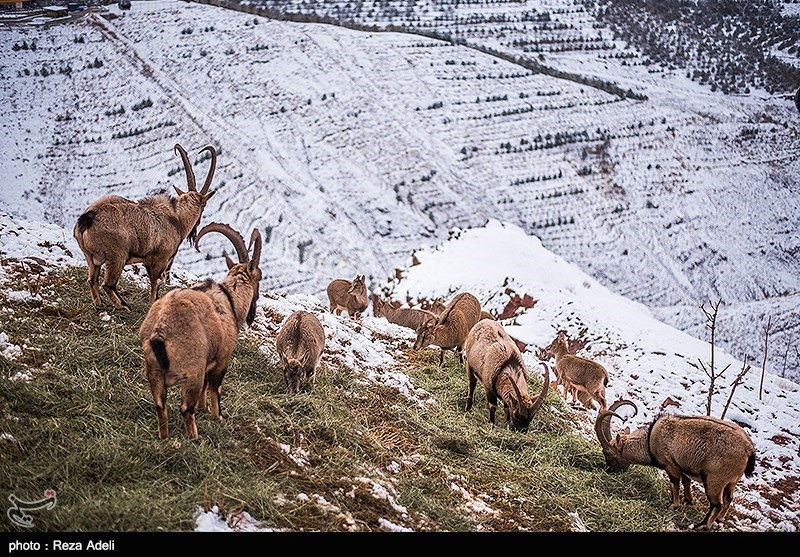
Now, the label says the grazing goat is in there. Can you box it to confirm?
[373,295,436,333]
[544,331,608,411]
[275,310,326,394]
[413,292,481,367]
[139,222,263,440]
[74,143,217,310]
[326,274,369,319]
[596,399,756,531]
[464,319,550,431]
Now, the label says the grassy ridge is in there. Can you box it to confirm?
[0,263,703,532]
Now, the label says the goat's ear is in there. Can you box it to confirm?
[174,185,185,196]
[204,190,216,201]
[223,251,235,270]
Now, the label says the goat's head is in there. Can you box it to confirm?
[195,222,263,326]
[499,361,550,432]
[373,295,385,318]
[413,316,438,350]
[349,274,366,296]
[594,399,638,472]
[174,143,218,247]
[544,330,568,358]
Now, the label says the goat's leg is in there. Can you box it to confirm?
[180,377,204,440]
[84,257,103,306]
[717,483,736,521]
[681,474,693,505]
[206,366,227,422]
[593,389,607,411]
[486,392,499,425]
[146,365,169,440]
[695,476,724,530]
[665,471,683,509]
[465,366,477,411]
[197,375,209,412]
[146,262,167,303]
[100,258,130,310]
[438,348,445,368]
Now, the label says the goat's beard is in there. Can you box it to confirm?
[187,225,198,248]
[246,295,259,326]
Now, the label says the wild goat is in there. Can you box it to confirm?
[544,331,608,411]
[73,143,217,310]
[464,319,550,431]
[275,310,325,394]
[596,399,756,531]
[139,222,263,440]
[413,291,482,367]
[373,295,436,333]
[326,274,369,319]
[420,296,446,316]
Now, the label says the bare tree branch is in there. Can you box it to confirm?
[700,300,722,416]
[721,357,751,420]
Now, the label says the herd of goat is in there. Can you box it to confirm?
[69,143,757,531]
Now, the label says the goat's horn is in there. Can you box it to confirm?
[529,361,551,418]
[595,399,636,449]
[195,222,248,263]
[248,228,262,267]
[198,145,217,195]
[174,143,197,192]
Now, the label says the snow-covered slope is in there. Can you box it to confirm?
[1,1,799,386]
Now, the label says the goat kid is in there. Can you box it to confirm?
[464,319,550,431]
[326,274,369,319]
[373,295,437,333]
[596,399,756,530]
[544,331,608,411]
[139,222,263,440]
[275,310,326,394]
[74,143,217,310]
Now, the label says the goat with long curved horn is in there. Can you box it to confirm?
[139,223,264,440]
[464,319,550,432]
[73,142,218,309]
[595,398,756,530]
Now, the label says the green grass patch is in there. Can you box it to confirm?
[0,264,709,532]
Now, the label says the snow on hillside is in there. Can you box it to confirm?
[2,212,798,532]
[2,2,798,389]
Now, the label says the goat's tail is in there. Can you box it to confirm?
[745,452,756,477]
[75,210,97,235]
[149,338,170,373]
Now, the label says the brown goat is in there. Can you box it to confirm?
[420,296,446,316]
[373,295,437,333]
[464,319,550,431]
[596,399,756,531]
[326,274,369,319]
[74,143,217,310]
[413,291,482,367]
[139,222,263,440]
[275,310,326,394]
[544,331,609,411]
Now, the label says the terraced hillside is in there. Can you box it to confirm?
[1,1,799,383]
